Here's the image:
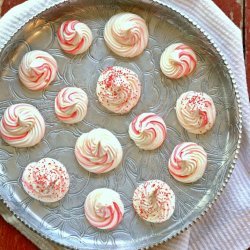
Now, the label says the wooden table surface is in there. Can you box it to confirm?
[0,1,249,250]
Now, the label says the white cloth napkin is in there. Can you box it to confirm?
[0,0,249,249]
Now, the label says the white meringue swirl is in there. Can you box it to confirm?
[104,12,149,57]
[0,103,45,148]
[176,91,216,134]
[129,113,167,150]
[133,180,175,223]
[84,188,124,230]
[19,50,57,91]
[160,43,197,79]
[75,128,123,174]
[55,87,88,124]
[168,142,207,183]
[96,66,141,114]
[22,158,70,202]
[57,20,93,55]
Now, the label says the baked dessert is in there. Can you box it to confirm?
[57,20,93,55]
[176,91,216,134]
[160,43,197,79]
[0,103,45,147]
[96,66,141,114]
[129,113,167,150]
[168,142,207,183]
[19,50,57,91]
[84,188,124,230]
[22,158,70,202]
[75,128,123,173]
[55,87,88,124]
[133,180,175,223]
[104,12,148,57]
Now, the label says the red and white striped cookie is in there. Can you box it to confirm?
[19,50,57,91]
[84,188,124,230]
[168,142,207,183]
[57,20,93,55]
[104,12,148,58]
[75,128,123,174]
[0,103,45,147]
[129,113,167,150]
[55,87,88,124]
[160,43,197,79]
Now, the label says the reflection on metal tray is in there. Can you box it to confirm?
[0,0,241,249]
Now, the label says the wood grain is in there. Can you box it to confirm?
[1,0,26,15]
[0,0,248,249]
[213,0,243,29]
[0,215,37,250]
[214,0,250,93]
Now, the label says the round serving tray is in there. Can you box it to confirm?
[0,0,242,249]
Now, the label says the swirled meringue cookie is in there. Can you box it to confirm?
[55,87,88,124]
[19,50,57,91]
[57,20,93,55]
[22,158,70,202]
[75,128,123,174]
[160,43,197,79]
[168,142,207,183]
[104,12,149,57]
[0,104,45,147]
[84,188,124,230]
[96,66,141,114]
[129,113,167,150]
[176,91,216,134]
[133,180,175,223]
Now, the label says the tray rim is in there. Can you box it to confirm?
[0,0,243,249]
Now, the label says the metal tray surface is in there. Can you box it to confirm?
[0,0,241,249]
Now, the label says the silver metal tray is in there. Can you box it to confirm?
[0,0,242,249]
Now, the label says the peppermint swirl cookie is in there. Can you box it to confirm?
[0,104,45,147]
[55,87,88,124]
[19,50,57,91]
[176,91,216,134]
[75,128,123,174]
[96,66,141,114]
[22,158,70,202]
[84,188,124,230]
[133,180,175,223]
[129,113,167,150]
[104,12,148,57]
[57,20,93,55]
[168,142,207,183]
[160,43,197,79]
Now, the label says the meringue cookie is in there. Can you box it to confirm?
[75,128,123,174]
[96,66,141,114]
[133,180,175,223]
[168,142,207,183]
[57,20,93,55]
[19,50,57,91]
[129,113,167,150]
[104,12,148,57]
[160,43,197,79]
[0,103,45,148]
[55,87,88,124]
[176,91,216,134]
[22,158,70,202]
[84,188,124,230]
